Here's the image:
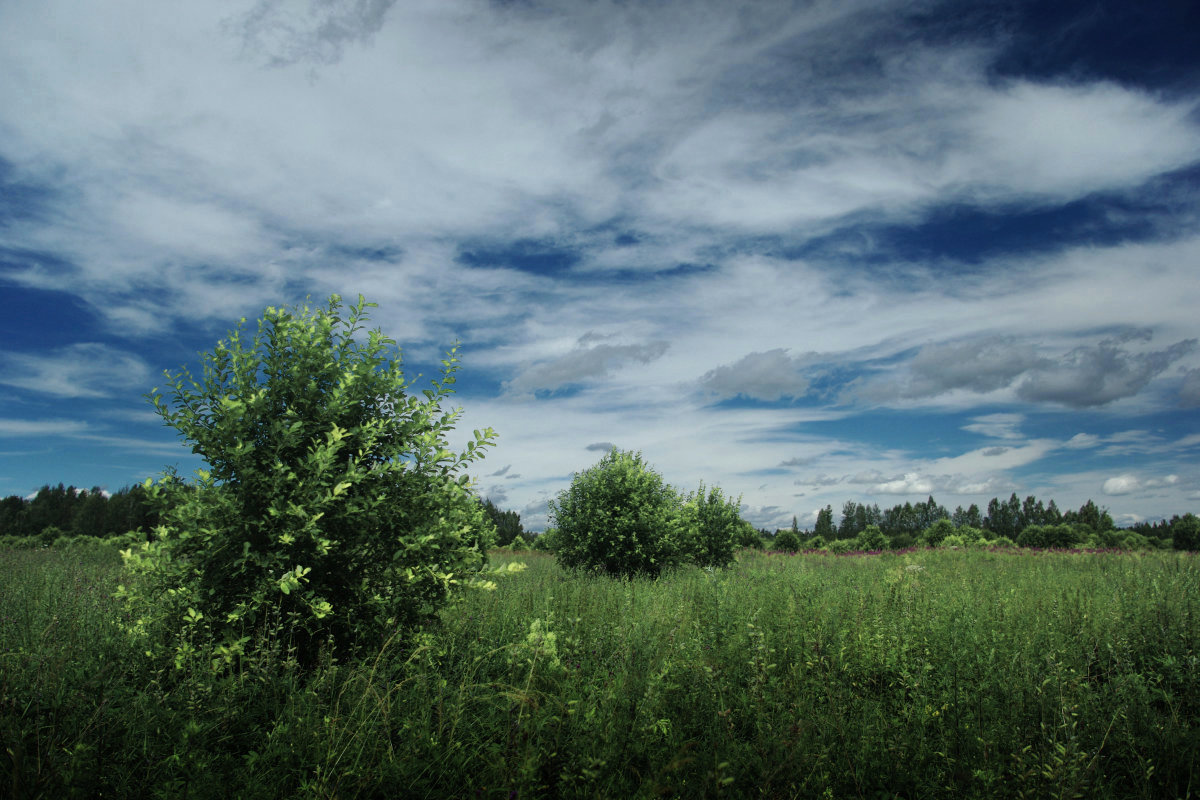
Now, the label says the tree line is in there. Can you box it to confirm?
[0,483,161,541]
[769,492,1196,550]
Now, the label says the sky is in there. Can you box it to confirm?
[1,0,1199,531]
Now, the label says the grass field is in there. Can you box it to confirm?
[2,543,1197,798]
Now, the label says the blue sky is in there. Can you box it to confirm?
[1,0,1198,530]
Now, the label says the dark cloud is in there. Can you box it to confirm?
[489,464,512,477]
[699,349,812,401]
[228,0,397,67]
[586,442,616,451]
[862,332,1196,408]
[904,338,1046,397]
[504,336,669,396]
[981,446,1009,456]
[1179,369,1200,407]
[1016,334,1196,408]
[778,455,817,467]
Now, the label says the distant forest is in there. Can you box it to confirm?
[769,493,1193,550]
[0,483,161,541]
[0,483,1193,551]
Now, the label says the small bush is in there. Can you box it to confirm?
[827,539,854,555]
[734,521,763,549]
[679,482,742,569]
[887,532,914,550]
[508,534,530,551]
[854,524,887,551]
[773,529,802,553]
[957,525,985,544]
[549,449,684,578]
[921,518,955,547]
[989,536,1016,548]
[530,529,558,552]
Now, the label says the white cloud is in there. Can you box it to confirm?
[1102,473,1180,496]
[0,344,152,398]
[0,418,90,437]
[962,413,1025,440]
[1065,433,1101,449]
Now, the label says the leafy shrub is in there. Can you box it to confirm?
[679,482,742,569]
[530,529,558,552]
[734,520,763,549]
[807,534,827,549]
[854,524,887,551]
[773,529,802,553]
[1173,513,1200,551]
[921,518,955,547]
[957,525,985,544]
[118,295,498,667]
[887,532,914,550]
[988,536,1016,548]
[940,534,966,548]
[827,539,854,555]
[39,525,65,546]
[508,534,530,551]
[1018,524,1084,549]
[549,449,684,578]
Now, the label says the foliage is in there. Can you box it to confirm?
[0,483,159,539]
[530,528,558,552]
[481,498,525,547]
[119,295,498,667]
[854,524,887,551]
[508,534,530,551]
[733,520,763,549]
[921,518,956,547]
[1174,513,1200,551]
[1017,524,1084,549]
[773,529,802,552]
[813,505,836,539]
[4,547,1200,798]
[679,482,742,569]
[548,449,684,578]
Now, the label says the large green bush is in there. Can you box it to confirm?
[548,449,683,577]
[1173,513,1200,551]
[118,295,499,667]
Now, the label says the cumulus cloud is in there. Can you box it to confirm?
[1102,473,1179,496]
[898,337,1045,398]
[859,331,1195,409]
[0,344,152,398]
[1016,333,1196,408]
[869,472,1014,496]
[699,349,813,401]
[504,336,669,396]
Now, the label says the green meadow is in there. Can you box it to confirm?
[2,543,1197,799]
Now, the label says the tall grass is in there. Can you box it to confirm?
[2,545,1197,798]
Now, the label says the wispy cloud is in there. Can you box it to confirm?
[0,344,152,398]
